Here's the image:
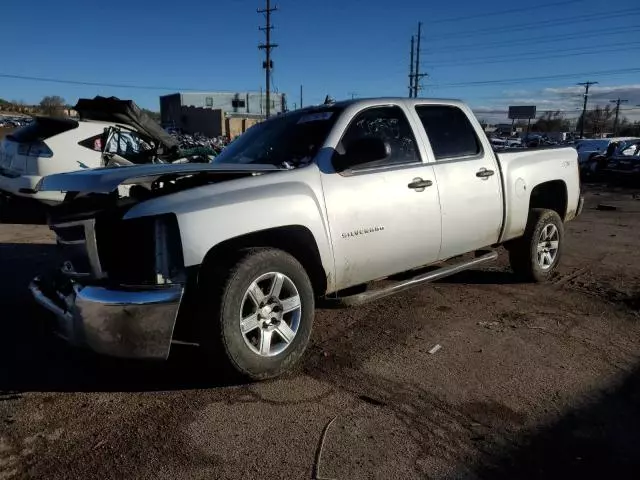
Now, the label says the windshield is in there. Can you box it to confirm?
[214,107,343,166]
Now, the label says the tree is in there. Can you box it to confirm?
[39,95,66,117]
[141,108,161,123]
[581,105,615,136]
[11,100,27,114]
[619,121,640,137]
[534,111,571,132]
[0,98,11,112]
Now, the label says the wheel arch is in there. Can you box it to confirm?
[200,225,328,297]
[528,180,568,220]
[172,225,328,344]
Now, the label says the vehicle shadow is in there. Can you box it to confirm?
[0,242,241,394]
[469,361,640,479]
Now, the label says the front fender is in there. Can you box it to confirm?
[123,168,336,291]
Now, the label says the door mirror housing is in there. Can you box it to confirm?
[334,137,390,171]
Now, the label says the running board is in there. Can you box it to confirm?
[335,250,498,307]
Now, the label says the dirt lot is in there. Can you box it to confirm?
[0,185,639,479]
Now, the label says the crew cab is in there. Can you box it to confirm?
[30,98,583,380]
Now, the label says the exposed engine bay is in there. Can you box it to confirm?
[39,163,285,223]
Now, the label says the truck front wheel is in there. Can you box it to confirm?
[508,208,564,282]
[199,248,315,380]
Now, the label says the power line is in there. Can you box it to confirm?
[421,26,640,54]
[426,0,585,25]
[258,0,278,118]
[425,8,640,41]
[431,67,640,89]
[0,73,200,91]
[428,42,640,68]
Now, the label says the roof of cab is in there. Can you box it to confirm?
[326,97,465,109]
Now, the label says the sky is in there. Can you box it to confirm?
[1,0,639,122]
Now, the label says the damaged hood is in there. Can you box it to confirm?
[74,96,179,152]
[36,163,286,194]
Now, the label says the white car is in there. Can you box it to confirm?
[0,96,179,208]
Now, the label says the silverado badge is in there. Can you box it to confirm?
[341,226,385,239]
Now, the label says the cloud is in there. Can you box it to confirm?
[501,89,533,98]
[542,84,640,106]
[471,83,640,123]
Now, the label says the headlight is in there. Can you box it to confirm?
[97,214,184,286]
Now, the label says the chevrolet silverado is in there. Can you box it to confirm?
[30,98,583,380]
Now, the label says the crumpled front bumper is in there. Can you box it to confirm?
[30,276,184,360]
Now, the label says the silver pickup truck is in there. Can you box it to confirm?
[31,98,583,380]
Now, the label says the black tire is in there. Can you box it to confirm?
[508,208,564,283]
[199,248,315,381]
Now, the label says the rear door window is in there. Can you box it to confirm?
[415,105,482,160]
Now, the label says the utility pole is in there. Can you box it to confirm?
[348,92,358,99]
[409,36,415,98]
[258,0,278,118]
[577,81,598,138]
[414,22,422,98]
[412,22,428,98]
[300,85,303,109]
[610,97,628,136]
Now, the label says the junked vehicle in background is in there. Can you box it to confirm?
[575,137,640,167]
[585,139,640,181]
[30,98,583,381]
[0,97,188,211]
[580,138,640,179]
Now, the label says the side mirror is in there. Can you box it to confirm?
[335,137,390,171]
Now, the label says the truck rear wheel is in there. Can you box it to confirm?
[508,208,564,282]
[199,248,315,381]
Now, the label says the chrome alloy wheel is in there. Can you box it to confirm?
[537,224,559,270]
[239,272,302,357]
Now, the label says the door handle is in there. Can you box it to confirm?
[476,168,495,179]
[408,178,433,190]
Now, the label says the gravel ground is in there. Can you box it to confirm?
[0,185,639,479]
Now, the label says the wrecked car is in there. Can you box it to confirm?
[0,96,204,211]
[30,98,583,380]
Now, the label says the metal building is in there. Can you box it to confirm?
[159,91,286,130]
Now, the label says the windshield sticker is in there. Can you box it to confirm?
[297,112,333,124]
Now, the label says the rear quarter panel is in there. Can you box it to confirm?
[497,147,580,242]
